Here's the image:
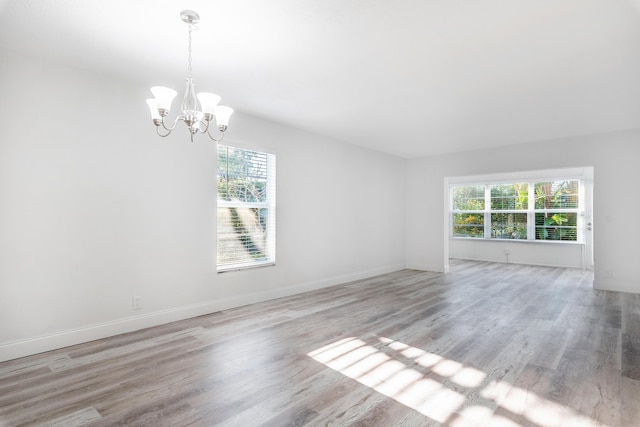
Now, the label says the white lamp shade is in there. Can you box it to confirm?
[214,106,234,127]
[197,92,221,114]
[145,99,161,120]
[150,86,178,111]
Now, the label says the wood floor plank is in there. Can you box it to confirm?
[37,407,102,427]
[621,333,640,381]
[620,377,640,427]
[1,260,639,426]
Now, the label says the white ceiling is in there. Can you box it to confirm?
[1,0,640,158]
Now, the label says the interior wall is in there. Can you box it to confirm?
[405,130,640,294]
[0,49,406,362]
[449,239,585,269]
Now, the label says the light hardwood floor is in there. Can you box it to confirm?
[1,260,639,426]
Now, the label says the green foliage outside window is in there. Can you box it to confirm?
[452,186,484,210]
[535,212,577,241]
[491,213,527,239]
[534,180,578,209]
[490,183,528,210]
[534,180,578,241]
[452,213,484,238]
[218,147,268,203]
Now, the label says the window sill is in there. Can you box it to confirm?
[217,261,276,273]
[450,237,584,246]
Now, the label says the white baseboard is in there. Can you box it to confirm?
[0,264,405,363]
[448,256,582,269]
[404,263,446,273]
[593,279,640,294]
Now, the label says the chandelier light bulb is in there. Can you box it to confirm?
[150,87,177,115]
[197,92,222,116]
[145,99,161,122]
[213,106,234,131]
[146,10,233,142]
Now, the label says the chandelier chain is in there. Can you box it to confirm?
[187,24,193,78]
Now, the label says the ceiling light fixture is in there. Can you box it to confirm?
[146,10,233,142]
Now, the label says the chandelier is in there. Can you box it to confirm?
[146,10,233,142]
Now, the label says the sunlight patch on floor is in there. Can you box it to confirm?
[308,336,609,427]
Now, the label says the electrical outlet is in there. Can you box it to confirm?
[132,295,143,310]
[504,248,511,255]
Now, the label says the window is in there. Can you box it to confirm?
[534,180,579,241]
[451,185,485,238]
[450,179,581,242]
[217,145,276,271]
[490,183,528,239]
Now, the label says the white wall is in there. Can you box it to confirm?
[449,239,585,269]
[0,49,406,362]
[406,131,640,293]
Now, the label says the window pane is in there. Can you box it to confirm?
[217,207,269,265]
[452,186,484,210]
[452,213,484,238]
[218,146,268,203]
[535,212,577,241]
[491,213,527,239]
[490,183,528,210]
[534,180,579,209]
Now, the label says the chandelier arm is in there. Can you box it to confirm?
[196,117,211,134]
[205,125,225,142]
[160,115,184,133]
[155,126,172,138]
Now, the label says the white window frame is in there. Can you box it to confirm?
[217,144,276,272]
